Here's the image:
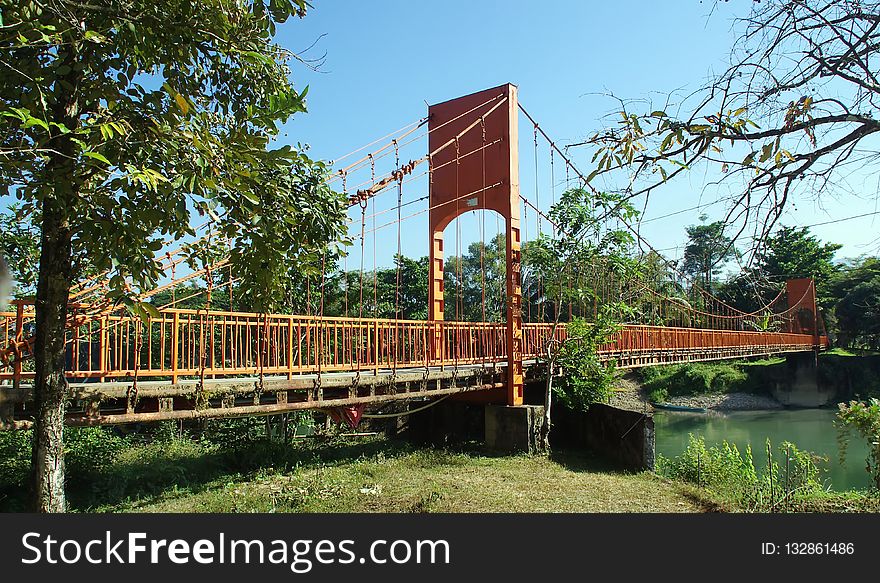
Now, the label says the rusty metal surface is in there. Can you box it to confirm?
[428,84,525,406]
[1,302,826,384]
[0,297,825,428]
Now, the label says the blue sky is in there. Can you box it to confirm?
[4,1,877,292]
[275,0,880,272]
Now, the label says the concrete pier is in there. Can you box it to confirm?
[484,405,545,454]
[773,351,834,407]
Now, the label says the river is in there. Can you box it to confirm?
[654,408,873,491]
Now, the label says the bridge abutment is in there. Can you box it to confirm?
[551,404,655,471]
[773,351,834,407]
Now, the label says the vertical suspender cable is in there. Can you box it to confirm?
[394,139,402,373]
[342,171,349,318]
[370,154,377,318]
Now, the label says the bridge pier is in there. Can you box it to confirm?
[773,351,833,407]
[485,405,544,454]
[404,400,545,454]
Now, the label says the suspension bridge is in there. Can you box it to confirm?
[0,84,827,430]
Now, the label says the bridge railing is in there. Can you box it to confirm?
[1,302,826,385]
[1,305,518,383]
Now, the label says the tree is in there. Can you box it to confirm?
[0,204,40,298]
[1,1,348,511]
[580,0,880,249]
[445,235,506,322]
[525,187,639,447]
[375,255,429,321]
[720,225,842,313]
[830,256,880,348]
[682,217,737,290]
[755,226,841,306]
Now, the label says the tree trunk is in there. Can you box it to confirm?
[540,368,553,451]
[31,199,74,512]
[31,45,81,512]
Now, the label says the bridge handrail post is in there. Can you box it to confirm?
[99,314,108,383]
[170,312,179,384]
[287,317,294,379]
[373,319,379,375]
[12,301,23,391]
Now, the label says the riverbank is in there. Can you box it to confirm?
[611,371,784,412]
[611,353,880,412]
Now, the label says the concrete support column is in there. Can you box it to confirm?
[485,404,545,454]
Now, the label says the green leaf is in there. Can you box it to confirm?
[174,93,190,115]
[241,190,260,204]
[84,151,112,165]
[139,302,161,319]
[83,30,108,44]
[22,116,50,131]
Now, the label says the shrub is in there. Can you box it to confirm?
[647,387,668,404]
[836,398,880,490]
[658,434,824,512]
[554,314,619,412]
[64,427,130,478]
[0,430,33,509]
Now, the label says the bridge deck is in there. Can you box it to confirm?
[0,325,823,428]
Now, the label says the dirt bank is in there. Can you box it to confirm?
[611,372,784,412]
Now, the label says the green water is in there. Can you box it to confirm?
[654,408,873,491]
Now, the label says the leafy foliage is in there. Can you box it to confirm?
[682,217,738,289]
[0,0,346,310]
[658,434,825,512]
[553,312,621,412]
[830,258,880,349]
[0,204,39,299]
[836,398,880,490]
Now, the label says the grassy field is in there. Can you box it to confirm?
[3,423,876,513]
[3,423,714,513]
[88,439,713,513]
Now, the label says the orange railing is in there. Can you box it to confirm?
[1,301,825,384]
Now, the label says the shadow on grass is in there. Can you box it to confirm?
[2,434,670,512]
[1,437,427,512]
[548,447,639,475]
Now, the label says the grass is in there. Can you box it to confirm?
[90,439,710,513]
[0,427,713,513]
[4,421,876,514]
[790,490,880,513]
[824,347,880,357]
